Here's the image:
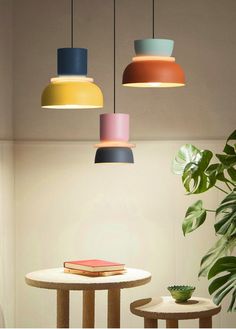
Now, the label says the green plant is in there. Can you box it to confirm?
[172,130,236,311]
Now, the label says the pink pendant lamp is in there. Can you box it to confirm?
[95,113,134,163]
[94,0,134,163]
[96,113,133,147]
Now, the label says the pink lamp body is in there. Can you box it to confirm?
[100,113,129,142]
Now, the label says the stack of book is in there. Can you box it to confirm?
[64,259,126,277]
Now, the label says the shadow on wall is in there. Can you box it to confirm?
[0,305,5,328]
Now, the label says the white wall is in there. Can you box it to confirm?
[0,0,15,327]
[15,141,236,328]
[0,142,14,328]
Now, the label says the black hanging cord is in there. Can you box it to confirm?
[71,0,74,48]
[114,0,116,114]
[152,0,155,38]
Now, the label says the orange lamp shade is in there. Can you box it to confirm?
[122,60,185,87]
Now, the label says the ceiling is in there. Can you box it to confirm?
[12,0,236,141]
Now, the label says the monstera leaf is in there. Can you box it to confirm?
[205,163,223,177]
[223,130,236,155]
[228,167,236,182]
[199,235,236,277]
[215,191,236,237]
[216,154,236,169]
[182,200,206,236]
[216,130,236,179]
[205,162,236,187]
[173,144,216,194]
[208,256,236,312]
[212,130,236,184]
[182,150,215,194]
[206,163,231,183]
[172,144,202,175]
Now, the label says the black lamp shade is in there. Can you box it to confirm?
[95,147,134,164]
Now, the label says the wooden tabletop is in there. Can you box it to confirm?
[130,296,221,320]
[25,267,151,291]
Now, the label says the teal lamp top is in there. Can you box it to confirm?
[134,39,174,57]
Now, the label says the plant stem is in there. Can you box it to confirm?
[215,185,228,194]
[205,209,216,213]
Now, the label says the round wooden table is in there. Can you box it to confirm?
[25,267,151,328]
[130,296,221,328]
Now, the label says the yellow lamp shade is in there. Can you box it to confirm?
[41,79,103,109]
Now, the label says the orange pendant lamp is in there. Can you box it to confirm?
[122,0,185,88]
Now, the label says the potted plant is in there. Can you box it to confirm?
[172,130,236,311]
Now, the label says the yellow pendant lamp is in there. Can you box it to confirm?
[41,0,103,109]
[42,74,103,109]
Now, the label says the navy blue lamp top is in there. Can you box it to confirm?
[57,48,88,76]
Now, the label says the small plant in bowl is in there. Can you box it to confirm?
[168,285,195,302]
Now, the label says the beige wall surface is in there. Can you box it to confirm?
[13,0,236,141]
[0,0,13,139]
[0,0,15,327]
[15,141,236,328]
[0,142,15,328]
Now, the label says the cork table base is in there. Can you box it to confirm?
[25,267,151,328]
[130,296,221,328]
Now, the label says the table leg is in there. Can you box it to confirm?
[57,290,69,328]
[166,319,178,328]
[107,288,120,328]
[199,317,212,328]
[144,318,158,328]
[83,290,95,328]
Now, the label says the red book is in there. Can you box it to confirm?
[64,259,125,272]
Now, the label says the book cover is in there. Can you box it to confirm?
[64,259,125,272]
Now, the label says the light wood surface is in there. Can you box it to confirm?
[108,288,120,328]
[83,290,95,328]
[57,290,69,328]
[25,267,151,290]
[130,296,221,320]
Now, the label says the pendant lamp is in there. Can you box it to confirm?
[94,0,134,164]
[41,0,103,109]
[122,0,185,87]
[95,113,134,163]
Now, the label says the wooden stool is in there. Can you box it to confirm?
[130,296,221,328]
